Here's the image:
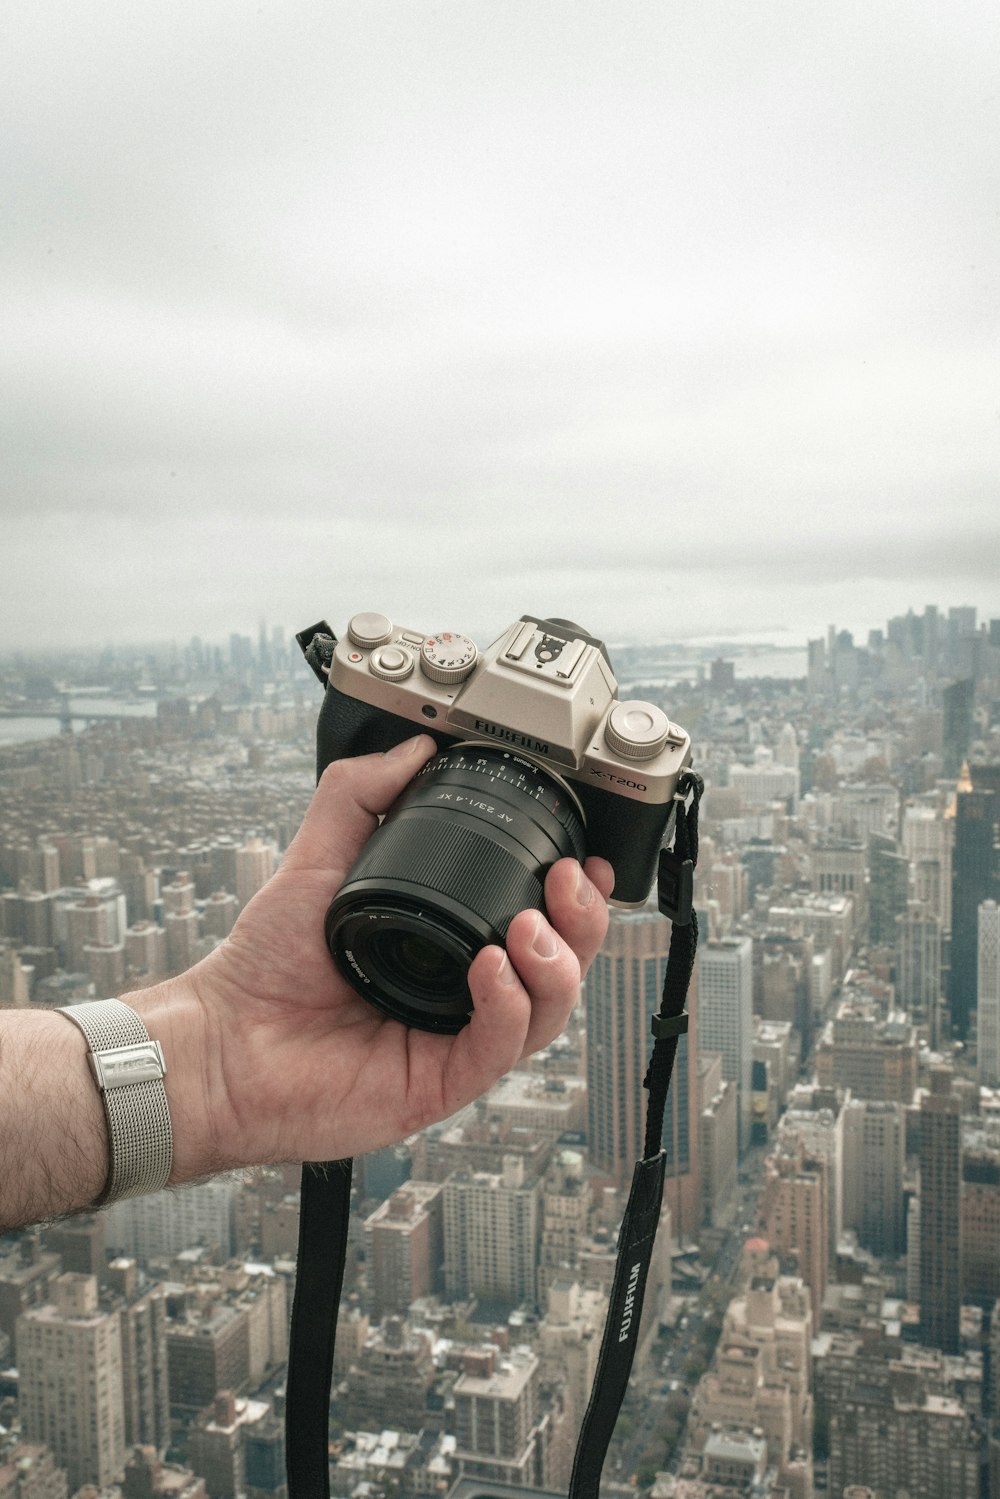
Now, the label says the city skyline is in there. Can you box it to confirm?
[2,3,998,650]
[2,576,999,1493]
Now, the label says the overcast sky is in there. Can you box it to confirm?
[3,2,998,653]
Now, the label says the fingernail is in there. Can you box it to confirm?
[574,864,595,907]
[531,913,559,958]
[496,952,518,986]
[386,735,423,760]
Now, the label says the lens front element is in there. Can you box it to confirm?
[325,744,586,1032]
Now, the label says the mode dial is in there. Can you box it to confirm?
[420,632,479,685]
[605,700,672,761]
[347,612,394,650]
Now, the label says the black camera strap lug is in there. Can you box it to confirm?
[296,621,338,685]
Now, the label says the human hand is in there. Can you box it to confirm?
[140,735,612,1180]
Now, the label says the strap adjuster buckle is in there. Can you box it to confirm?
[651,1012,689,1041]
[656,847,693,925]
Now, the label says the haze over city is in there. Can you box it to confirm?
[2,2,998,652]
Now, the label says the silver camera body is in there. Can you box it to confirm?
[311,612,692,1030]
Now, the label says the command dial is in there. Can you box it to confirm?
[420,631,478,685]
[605,700,672,760]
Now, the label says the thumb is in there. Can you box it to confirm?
[281,734,437,882]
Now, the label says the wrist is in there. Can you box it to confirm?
[125,972,232,1186]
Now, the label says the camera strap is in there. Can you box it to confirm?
[568,767,701,1499]
[285,769,703,1499]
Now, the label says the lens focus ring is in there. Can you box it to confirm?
[345,816,545,942]
[325,742,586,1032]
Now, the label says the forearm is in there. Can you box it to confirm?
[0,977,227,1233]
[0,1007,108,1230]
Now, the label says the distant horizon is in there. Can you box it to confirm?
[1,605,994,663]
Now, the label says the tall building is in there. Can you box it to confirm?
[17,1274,126,1492]
[584,907,701,1229]
[105,1259,170,1454]
[868,833,910,947]
[942,677,975,777]
[0,948,30,1007]
[443,1156,539,1307]
[84,939,125,993]
[452,1347,549,1489]
[341,1319,436,1433]
[902,802,953,931]
[841,1100,905,1257]
[699,1055,738,1227]
[0,1238,62,1363]
[235,837,276,907]
[949,763,1000,1039]
[187,1390,270,1499]
[814,999,917,1104]
[728,749,800,812]
[778,1083,846,1261]
[103,1177,239,1262]
[918,1070,962,1353]
[363,1182,444,1318]
[124,920,167,983]
[686,1249,813,1491]
[896,902,942,1039]
[978,900,1000,1086]
[536,1150,590,1306]
[166,1303,250,1414]
[961,1138,1000,1309]
[826,1354,980,1499]
[759,1140,829,1324]
[697,936,754,1153]
[201,891,238,940]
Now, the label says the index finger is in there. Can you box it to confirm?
[281,735,437,882]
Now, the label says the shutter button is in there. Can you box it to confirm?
[369,645,414,682]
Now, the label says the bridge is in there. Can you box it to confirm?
[0,696,144,734]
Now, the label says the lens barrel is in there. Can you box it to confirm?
[325,743,586,1032]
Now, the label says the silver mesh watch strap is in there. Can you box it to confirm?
[57,998,173,1206]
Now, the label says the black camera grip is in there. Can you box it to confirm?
[315,683,451,779]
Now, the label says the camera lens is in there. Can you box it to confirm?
[325,743,586,1032]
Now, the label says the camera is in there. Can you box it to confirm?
[307,612,692,1034]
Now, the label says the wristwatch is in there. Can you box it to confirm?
[57,998,173,1205]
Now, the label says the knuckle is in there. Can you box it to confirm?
[319,757,351,790]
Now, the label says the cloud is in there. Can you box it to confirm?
[1,2,998,650]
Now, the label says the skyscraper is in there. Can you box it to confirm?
[896,902,943,1040]
[977,900,1000,1087]
[942,677,975,777]
[452,1347,547,1489]
[17,1273,126,1491]
[842,1099,905,1257]
[868,833,910,947]
[697,936,753,1153]
[584,906,701,1232]
[235,836,277,906]
[759,1140,829,1324]
[902,802,953,931]
[918,1069,962,1354]
[364,1182,444,1318]
[949,764,1000,1038]
[443,1156,539,1306]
